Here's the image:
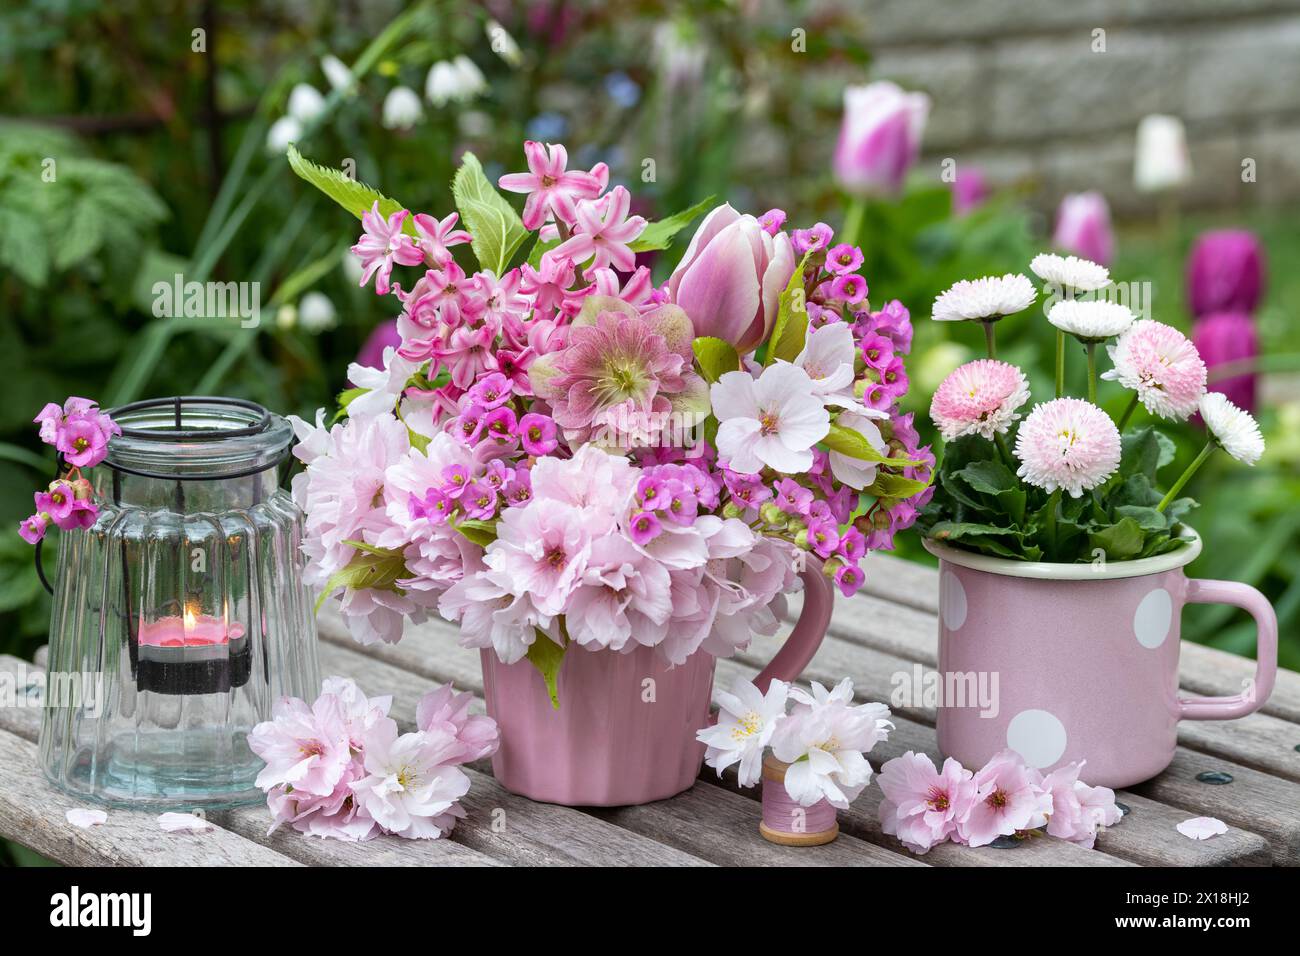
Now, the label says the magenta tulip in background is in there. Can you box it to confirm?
[1186,230,1266,317]
[950,165,988,216]
[353,319,401,379]
[832,81,930,196]
[1193,311,1258,412]
[668,203,796,354]
[1052,191,1114,266]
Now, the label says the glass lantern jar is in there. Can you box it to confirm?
[39,397,319,808]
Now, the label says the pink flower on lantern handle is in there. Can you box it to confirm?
[498,141,604,230]
[18,513,48,545]
[825,243,864,275]
[549,186,647,275]
[758,208,786,235]
[352,202,424,296]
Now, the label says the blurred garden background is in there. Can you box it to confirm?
[2,0,1298,726]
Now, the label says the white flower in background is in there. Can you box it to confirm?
[275,302,297,330]
[1047,300,1135,342]
[1030,253,1111,293]
[382,86,424,130]
[265,115,302,153]
[297,291,338,333]
[711,364,831,474]
[1134,114,1191,193]
[321,54,355,94]
[932,274,1036,323]
[341,249,364,284]
[453,56,488,98]
[485,19,521,66]
[770,678,893,809]
[287,83,326,126]
[697,677,790,787]
[1200,392,1265,465]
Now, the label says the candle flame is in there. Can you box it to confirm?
[183,606,198,629]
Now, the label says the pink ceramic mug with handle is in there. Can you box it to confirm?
[480,559,835,806]
[924,529,1278,788]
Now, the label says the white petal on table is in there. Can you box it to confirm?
[157,812,214,834]
[1176,816,1229,841]
[65,808,107,828]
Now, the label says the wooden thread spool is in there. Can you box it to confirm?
[758,754,839,846]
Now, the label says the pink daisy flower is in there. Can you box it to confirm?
[929,359,1030,441]
[1013,397,1121,497]
[1101,319,1207,421]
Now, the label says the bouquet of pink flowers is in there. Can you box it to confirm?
[288,141,932,702]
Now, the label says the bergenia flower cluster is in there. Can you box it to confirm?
[248,676,498,842]
[18,397,119,545]
[290,141,931,698]
[919,253,1265,563]
[877,749,1122,854]
[698,676,893,810]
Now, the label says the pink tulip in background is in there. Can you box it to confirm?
[354,320,402,376]
[1186,229,1266,317]
[1193,311,1258,413]
[832,81,930,197]
[1052,191,1115,266]
[949,165,988,216]
[668,203,796,354]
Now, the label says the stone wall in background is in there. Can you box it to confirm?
[864,0,1300,215]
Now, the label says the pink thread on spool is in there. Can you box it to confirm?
[758,754,839,846]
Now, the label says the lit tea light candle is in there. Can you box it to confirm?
[134,605,250,695]
[138,606,244,648]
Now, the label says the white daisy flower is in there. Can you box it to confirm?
[1030,253,1111,293]
[1047,299,1135,342]
[932,274,1037,323]
[382,86,424,130]
[1199,392,1264,465]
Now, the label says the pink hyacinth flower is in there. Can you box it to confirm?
[352,202,424,296]
[498,140,604,230]
[412,211,472,267]
[549,186,647,275]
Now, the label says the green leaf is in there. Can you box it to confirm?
[868,472,932,500]
[765,252,813,366]
[823,422,927,467]
[1155,431,1177,469]
[952,460,1026,526]
[692,336,739,383]
[1119,427,1161,481]
[286,144,414,234]
[526,630,567,710]
[1115,504,1170,532]
[453,519,498,548]
[451,151,529,276]
[314,545,408,613]
[629,196,715,252]
[1088,517,1146,561]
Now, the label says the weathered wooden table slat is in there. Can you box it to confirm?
[2,553,1296,867]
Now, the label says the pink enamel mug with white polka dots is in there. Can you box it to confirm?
[923,529,1278,788]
